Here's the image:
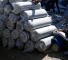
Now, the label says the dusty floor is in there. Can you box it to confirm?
[0,46,68,60]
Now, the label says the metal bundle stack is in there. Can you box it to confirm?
[0,0,57,52]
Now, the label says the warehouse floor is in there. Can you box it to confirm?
[0,46,68,60]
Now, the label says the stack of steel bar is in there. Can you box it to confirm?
[0,0,57,52]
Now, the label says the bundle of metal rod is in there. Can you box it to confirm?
[35,36,54,52]
[9,0,32,3]
[0,0,9,7]
[4,4,12,15]
[3,28,10,38]
[9,13,20,23]
[16,38,24,49]
[8,37,15,49]
[11,2,41,14]
[30,25,57,42]
[20,9,48,20]
[23,40,35,52]
[19,31,29,43]
[24,16,52,31]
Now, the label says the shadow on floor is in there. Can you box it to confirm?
[0,46,68,60]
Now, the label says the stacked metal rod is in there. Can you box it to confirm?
[0,0,57,52]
